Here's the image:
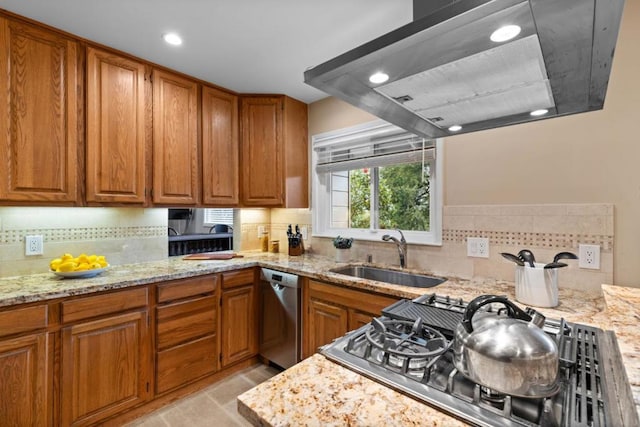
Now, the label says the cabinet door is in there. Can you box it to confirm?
[0,333,51,426]
[152,69,198,205]
[240,96,283,206]
[305,299,348,357]
[349,310,377,330]
[61,310,150,426]
[86,47,147,204]
[202,86,239,205]
[0,18,79,203]
[221,285,257,367]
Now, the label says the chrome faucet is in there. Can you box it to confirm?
[382,229,407,268]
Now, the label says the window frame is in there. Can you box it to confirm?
[311,120,443,246]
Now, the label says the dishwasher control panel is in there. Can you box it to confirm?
[260,268,300,288]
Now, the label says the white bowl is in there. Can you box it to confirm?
[53,265,109,279]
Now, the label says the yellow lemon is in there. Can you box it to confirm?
[61,253,74,261]
[50,258,63,271]
[88,254,98,263]
[74,263,90,271]
[57,261,77,272]
[90,262,102,270]
[77,254,90,265]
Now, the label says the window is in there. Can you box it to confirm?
[312,120,442,245]
[203,208,234,226]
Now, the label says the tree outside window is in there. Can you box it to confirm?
[344,162,430,232]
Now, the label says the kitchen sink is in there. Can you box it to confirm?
[330,265,446,288]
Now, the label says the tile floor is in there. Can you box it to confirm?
[125,364,281,427]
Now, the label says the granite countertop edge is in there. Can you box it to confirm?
[1,252,638,425]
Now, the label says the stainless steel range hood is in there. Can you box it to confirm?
[304,0,625,138]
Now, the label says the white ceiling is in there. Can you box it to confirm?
[0,0,413,104]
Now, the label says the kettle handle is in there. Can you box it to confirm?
[461,295,532,333]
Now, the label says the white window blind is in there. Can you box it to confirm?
[203,208,233,225]
[313,121,435,173]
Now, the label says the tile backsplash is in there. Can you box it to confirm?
[304,204,614,292]
[0,207,167,277]
[0,204,614,291]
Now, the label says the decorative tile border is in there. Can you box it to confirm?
[0,226,166,244]
[442,229,614,252]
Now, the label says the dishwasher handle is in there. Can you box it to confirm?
[271,283,286,292]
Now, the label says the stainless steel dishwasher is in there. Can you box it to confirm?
[259,268,301,369]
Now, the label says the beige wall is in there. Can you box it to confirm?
[307,0,639,286]
[0,207,167,277]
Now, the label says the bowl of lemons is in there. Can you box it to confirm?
[50,253,109,279]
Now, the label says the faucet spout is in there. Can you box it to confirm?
[382,229,407,268]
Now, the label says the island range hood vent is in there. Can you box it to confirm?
[304,0,625,139]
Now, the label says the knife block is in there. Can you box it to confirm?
[288,237,304,256]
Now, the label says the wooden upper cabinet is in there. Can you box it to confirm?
[201,86,239,206]
[0,17,79,204]
[240,95,308,207]
[86,47,148,204]
[240,96,282,206]
[152,69,198,205]
[282,96,309,208]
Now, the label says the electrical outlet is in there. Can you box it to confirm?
[25,235,44,256]
[467,237,489,258]
[579,244,600,269]
[257,225,265,238]
[301,226,308,240]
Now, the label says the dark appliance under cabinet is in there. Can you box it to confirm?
[168,233,233,256]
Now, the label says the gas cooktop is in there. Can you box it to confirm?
[320,294,638,427]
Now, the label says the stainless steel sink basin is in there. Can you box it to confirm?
[330,265,446,288]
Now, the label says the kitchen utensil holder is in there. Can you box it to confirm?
[335,248,351,263]
[288,237,304,256]
[515,263,558,308]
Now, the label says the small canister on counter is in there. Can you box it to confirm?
[269,240,280,253]
[260,231,269,252]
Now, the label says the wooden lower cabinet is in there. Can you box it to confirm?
[61,309,150,426]
[155,275,219,394]
[0,332,51,426]
[0,304,51,426]
[221,269,258,367]
[306,299,348,357]
[303,279,399,358]
[156,335,217,394]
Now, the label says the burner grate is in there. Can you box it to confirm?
[382,299,463,336]
[567,325,605,427]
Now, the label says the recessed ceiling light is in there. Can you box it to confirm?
[448,125,462,132]
[490,25,521,43]
[162,33,183,46]
[369,72,389,84]
[530,109,549,117]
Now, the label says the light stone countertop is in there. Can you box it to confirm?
[0,252,637,424]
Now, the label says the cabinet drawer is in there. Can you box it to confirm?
[307,280,398,315]
[156,334,217,394]
[157,275,217,303]
[62,287,148,323]
[0,305,48,338]
[157,296,217,349]
[221,269,255,289]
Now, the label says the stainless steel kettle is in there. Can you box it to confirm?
[452,295,560,398]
